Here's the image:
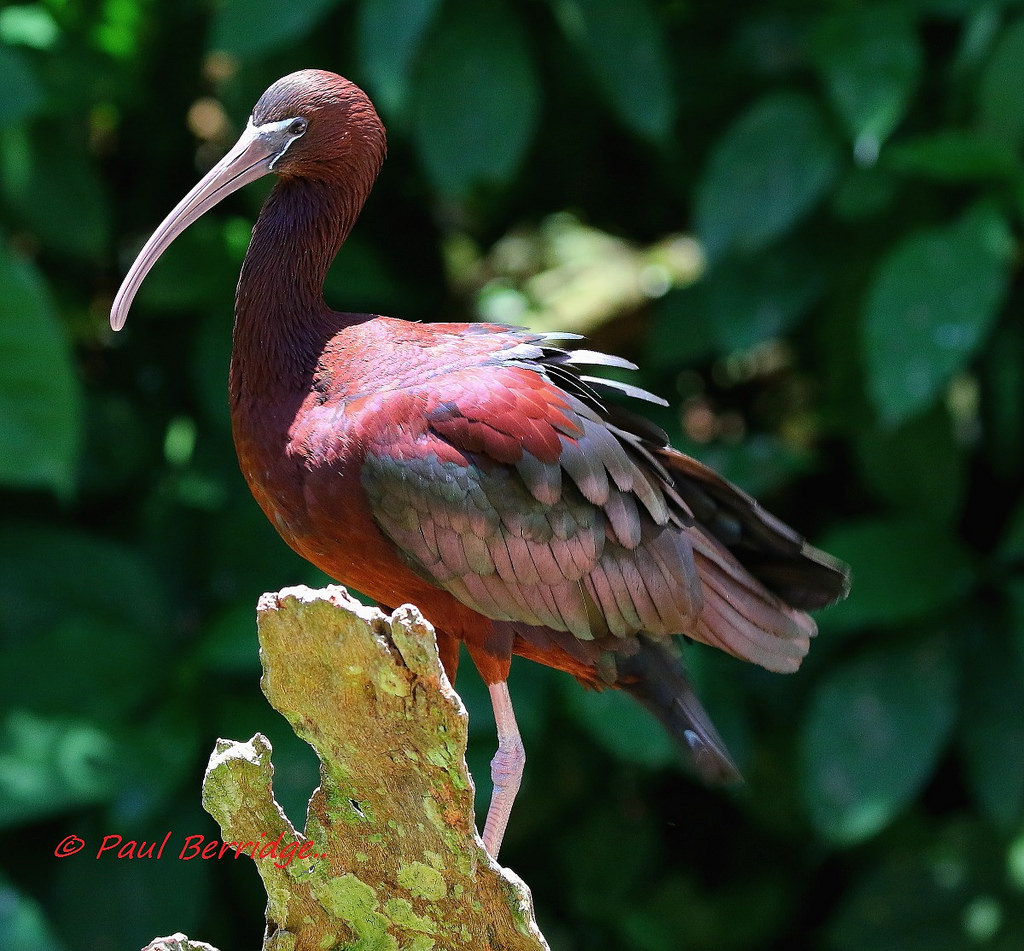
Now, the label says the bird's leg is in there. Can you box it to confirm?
[482,680,525,858]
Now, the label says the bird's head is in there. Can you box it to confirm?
[109,69,386,331]
[250,69,386,181]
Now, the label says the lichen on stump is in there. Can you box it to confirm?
[181,584,549,951]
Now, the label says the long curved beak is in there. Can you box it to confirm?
[110,120,281,331]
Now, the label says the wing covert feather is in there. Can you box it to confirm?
[349,329,840,674]
[359,363,701,644]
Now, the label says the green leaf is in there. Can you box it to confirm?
[959,638,1024,828]
[854,405,966,525]
[1009,580,1024,687]
[694,92,842,260]
[663,434,812,499]
[0,874,66,951]
[77,394,154,493]
[828,822,1019,950]
[323,234,410,315]
[566,680,676,769]
[0,6,60,51]
[0,243,81,495]
[196,599,263,674]
[923,0,998,14]
[999,496,1024,562]
[832,166,899,221]
[0,711,124,828]
[132,217,237,312]
[561,806,660,917]
[7,131,111,259]
[862,204,1012,425]
[553,0,675,140]
[3,615,169,723]
[0,525,170,642]
[0,44,43,125]
[651,244,823,364]
[800,637,957,844]
[885,129,1020,182]
[950,2,1002,76]
[812,6,922,163]
[51,801,212,948]
[621,874,790,951]
[208,0,343,59]
[982,321,1024,479]
[815,519,974,633]
[410,0,540,195]
[977,18,1024,148]
[356,0,443,117]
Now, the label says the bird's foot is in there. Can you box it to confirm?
[482,734,525,857]
[481,681,526,858]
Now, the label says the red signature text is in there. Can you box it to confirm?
[54,832,324,869]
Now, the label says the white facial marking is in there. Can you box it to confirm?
[258,115,308,170]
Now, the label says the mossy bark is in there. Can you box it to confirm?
[146,585,549,951]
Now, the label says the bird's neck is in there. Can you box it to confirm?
[231,175,368,394]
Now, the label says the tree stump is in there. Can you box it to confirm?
[146,585,549,951]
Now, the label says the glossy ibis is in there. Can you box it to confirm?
[111,70,849,857]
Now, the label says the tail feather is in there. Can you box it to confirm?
[690,532,817,673]
[658,447,851,610]
[617,638,742,785]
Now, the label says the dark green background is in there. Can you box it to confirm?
[2,0,1023,948]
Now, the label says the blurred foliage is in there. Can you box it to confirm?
[0,0,1023,948]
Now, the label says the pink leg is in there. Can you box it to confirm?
[481,680,525,858]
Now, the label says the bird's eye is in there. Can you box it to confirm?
[289,117,308,136]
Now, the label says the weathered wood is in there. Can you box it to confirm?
[148,585,549,951]
[143,935,218,951]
